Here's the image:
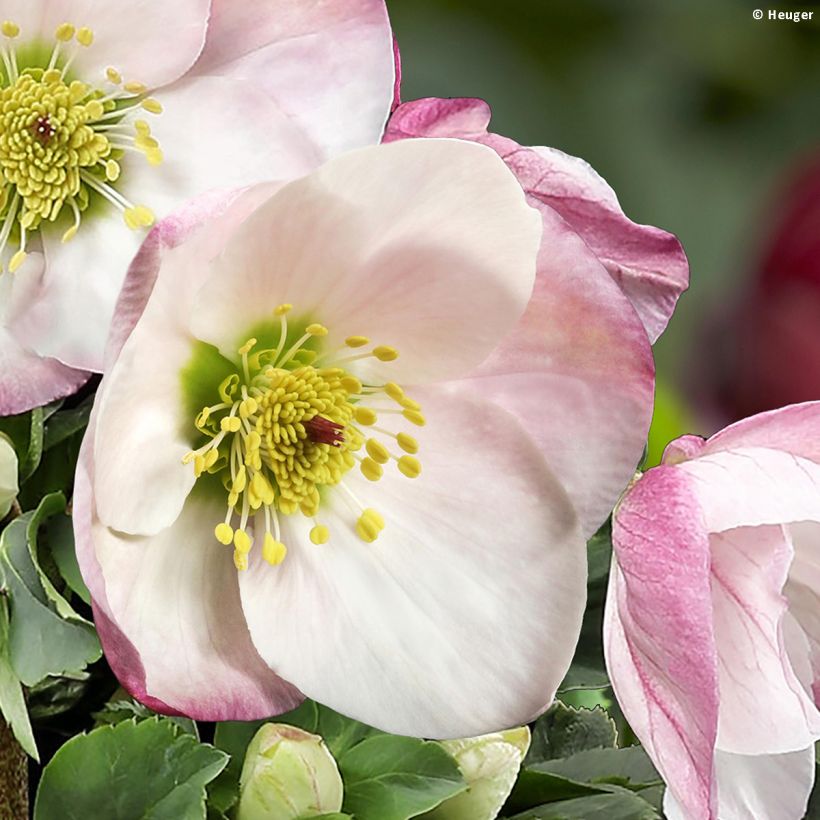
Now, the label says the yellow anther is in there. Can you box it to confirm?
[76,27,94,47]
[310,525,330,545]
[193,454,206,478]
[403,409,426,427]
[8,251,27,273]
[61,225,78,243]
[262,534,287,566]
[238,338,257,355]
[233,550,249,571]
[1,21,19,38]
[400,397,421,411]
[366,439,390,465]
[105,160,120,182]
[340,376,362,394]
[306,323,328,337]
[234,528,252,554]
[246,431,261,450]
[398,456,422,479]
[396,432,419,454]
[239,397,258,419]
[106,67,123,85]
[134,205,155,227]
[20,211,36,230]
[231,466,247,494]
[42,69,63,85]
[214,523,234,545]
[274,303,292,316]
[228,490,239,509]
[356,509,385,543]
[134,119,151,136]
[220,416,242,433]
[146,148,164,166]
[55,23,75,41]
[203,449,220,470]
[141,98,163,114]
[354,407,377,426]
[124,81,147,94]
[251,473,274,506]
[373,346,399,362]
[360,458,383,482]
[85,100,104,119]
[384,382,404,401]
[135,134,160,150]
[345,335,370,348]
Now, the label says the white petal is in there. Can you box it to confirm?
[239,387,586,738]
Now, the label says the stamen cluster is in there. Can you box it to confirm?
[183,305,425,571]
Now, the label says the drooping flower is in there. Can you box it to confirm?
[0,0,395,414]
[74,137,654,736]
[384,97,689,345]
[605,403,820,819]
[423,728,530,820]
[0,433,18,518]
[237,724,343,820]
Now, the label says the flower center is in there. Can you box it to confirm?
[0,20,163,272]
[183,305,425,571]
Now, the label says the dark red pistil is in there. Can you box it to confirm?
[305,415,345,447]
[32,116,55,144]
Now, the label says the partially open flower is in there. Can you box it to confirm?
[237,724,343,820]
[0,433,18,518]
[606,403,820,819]
[75,137,653,736]
[0,0,395,413]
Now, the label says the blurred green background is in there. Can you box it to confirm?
[388,0,820,452]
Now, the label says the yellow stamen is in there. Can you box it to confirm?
[234,529,252,554]
[397,456,422,479]
[76,27,94,46]
[360,458,383,482]
[55,23,75,42]
[373,346,399,362]
[345,335,370,348]
[233,550,249,571]
[396,432,419,454]
[214,523,234,545]
[354,407,377,426]
[141,98,162,114]
[310,525,330,545]
[262,534,287,565]
[356,509,385,543]
[365,439,390,465]
[403,409,426,427]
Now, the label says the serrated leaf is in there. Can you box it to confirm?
[525,703,616,767]
[0,597,37,760]
[339,734,466,820]
[507,789,660,819]
[34,718,228,820]
[94,698,198,737]
[559,524,611,692]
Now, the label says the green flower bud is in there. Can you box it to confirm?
[423,727,531,820]
[0,435,18,520]
[237,723,344,820]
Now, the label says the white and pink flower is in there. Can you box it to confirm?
[74,137,656,737]
[0,0,395,413]
[606,403,820,819]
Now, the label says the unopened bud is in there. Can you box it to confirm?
[0,435,18,519]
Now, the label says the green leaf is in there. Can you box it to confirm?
[94,698,199,738]
[211,720,266,814]
[339,734,466,820]
[27,673,91,721]
[47,511,91,605]
[559,523,611,692]
[525,703,617,767]
[507,789,660,819]
[1,502,100,686]
[42,397,93,451]
[304,815,354,820]
[34,717,229,820]
[536,745,661,792]
[0,596,37,760]
[504,769,612,814]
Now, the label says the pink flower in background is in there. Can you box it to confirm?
[384,97,690,344]
[74,137,654,736]
[0,0,394,414]
[706,153,820,422]
[605,403,820,819]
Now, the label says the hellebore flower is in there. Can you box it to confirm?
[0,0,395,413]
[75,137,654,737]
[423,728,530,820]
[0,433,18,518]
[605,403,820,819]
[385,97,689,345]
[237,724,343,820]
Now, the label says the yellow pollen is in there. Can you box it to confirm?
[2,21,20,38]
[345,335,370,348]
[400,397,422,411]
[76,27,94,46]
[185,312,421,568]
[141,98,163,114]
[55,23,75,42]
[106,67,122,84]
[124,81,147,94]
[373,346,399,362]
[384,382,404,401]
[310,525,330,545]
[403,409,426,427]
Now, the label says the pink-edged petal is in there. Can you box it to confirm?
[386,97,689,342]
[678,446,820,532]
[193,0,395,159]
[73,428,302,721]
[604,466,718,820]
[190,139,542,385]
[93,186,282,536]
[709,526,820,754]
[457,205,654,537]
[785,522,820,705]
[4,0,209,89]
[391,35,401,111]
[702,401,820,463]
[238,387,586,739]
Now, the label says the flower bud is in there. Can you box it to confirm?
[423,727,530,820]
[0,435,18,519]
[237,723,343,820]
